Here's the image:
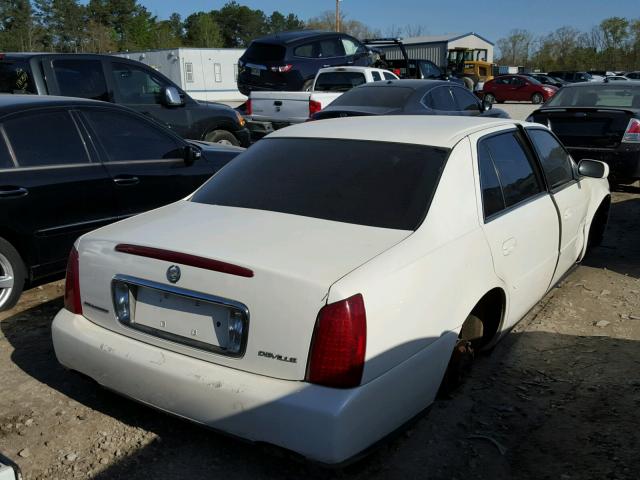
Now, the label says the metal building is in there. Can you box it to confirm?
[114,48,246,102]
[379,32,494,68]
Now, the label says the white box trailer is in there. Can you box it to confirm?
[114,48,246,102]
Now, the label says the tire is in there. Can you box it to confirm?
[302,80,314,92]
[531,93,544,104]
[204,130,240,146]
[484,93,496,104]
[0,237,26,312]
[439,313,481,395]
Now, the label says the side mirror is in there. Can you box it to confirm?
[481,100,493,112]
[578,159,609,179]
[183,145,201,166]
[163,86,184,107]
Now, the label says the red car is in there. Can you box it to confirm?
[481,75,558,104]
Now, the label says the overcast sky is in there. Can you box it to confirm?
[139,0,636,42]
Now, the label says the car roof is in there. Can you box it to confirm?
[252,30,339,45]
[0,94,120,115]
[268,116,520,149]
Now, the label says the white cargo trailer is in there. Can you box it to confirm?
[114,48,246,102]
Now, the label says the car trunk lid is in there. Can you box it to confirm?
[77,201,411,381]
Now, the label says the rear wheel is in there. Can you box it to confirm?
[484,93,496,104]
[204,130,240,146]
[439,313,483,395]
[0,237,25,312]
[531,92,544,104]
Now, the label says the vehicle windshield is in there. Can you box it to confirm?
[190,138,449,230]
[329,85,414,109]
[545,85,640,108]
[0,59,36,94]
[314,72,367,92]
[243,42,286,62]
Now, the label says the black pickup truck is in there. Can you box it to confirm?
[0,53,251,146]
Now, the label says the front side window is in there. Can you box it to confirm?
[425,86,456,111]
[451,86,480,111]
[481,131,542,208]
[0,59,36,94]
[81,109,183,162]
[4,110,88,167]
[318,39,344,58]
[528,129,574,189]
[341,38,359,56]
[112,62,169,105]
[383,71,397,80]
[191,138,449,231]
[52,59,108,101]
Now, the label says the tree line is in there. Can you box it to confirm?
[496,17,640,71]
[0,0,386,53]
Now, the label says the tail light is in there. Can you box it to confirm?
[622,118,640,143]
[393,68,401,77]
[270,64,293,73]
[309,99,322,117]
[245,99,252,116]
[306,294,366,388]
[64,246,82,314]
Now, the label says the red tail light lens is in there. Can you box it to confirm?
[309,99,322,117]
[622,118,640,143]
[64,246,82,314]
[245,99,252,116]
[270,64,293,73]
[393,68,401,77]
[306,294,366,388]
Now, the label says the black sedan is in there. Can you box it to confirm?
[310,80,509,121]
[527,81,640,184]
[0,95,242,310]
[524,73,568,89]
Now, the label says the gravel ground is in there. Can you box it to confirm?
[1,188,639,480]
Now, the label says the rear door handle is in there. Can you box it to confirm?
[0,186,28,199]
[502,237,517,256]
[113,176,140,186]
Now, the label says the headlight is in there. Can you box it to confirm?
[235,110,246,127]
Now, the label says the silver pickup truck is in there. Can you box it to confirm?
[246,66,398,128]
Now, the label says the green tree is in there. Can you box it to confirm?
[184,12,222,48]
[0,0,38,51]
[267,11,304,34]
[34,0,86,52]
[214,1,267,47]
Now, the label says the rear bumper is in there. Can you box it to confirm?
[52,309,454,464]
[569,146,640,181]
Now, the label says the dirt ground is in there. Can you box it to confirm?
[1,188,639,480]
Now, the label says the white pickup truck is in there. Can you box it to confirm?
[246,66,398,127]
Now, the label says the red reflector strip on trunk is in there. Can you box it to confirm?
[115,244,254,278]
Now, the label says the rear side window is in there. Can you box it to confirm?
[81,109,183,162]
[425,86,456,111]
[4,110,88,167]
[314,72,367,92]
[480,131,542,209]
[331,86,413,109]
[0,60,36,94]
[294,43,314,58]
[528,129,574,189]
[244,42,286,62]
[420,62,441,79]
[191,138,449,230]
[52,59,109,102]
[383,72,397,80]
[477,142,505,218]
[319,39,344,58]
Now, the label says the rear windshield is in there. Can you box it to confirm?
[244,42,286,62]
[545,85,640,108]
[314,72,366,92]
[0,59,36,94]
[330,86,414,109]
[191,138,449,230]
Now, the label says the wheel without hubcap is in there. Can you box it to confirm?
[0,238,25,311]
[0,252,15,307]
[531,93,544,104]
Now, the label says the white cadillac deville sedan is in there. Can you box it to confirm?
[52,116,610,464]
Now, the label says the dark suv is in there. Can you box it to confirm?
[547,71,593,83]
[0,53,251,146]
[0,95,242,311]
[237,30,372,95]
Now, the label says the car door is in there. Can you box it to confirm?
[509,77,528,101]
[526,128,589,285]
[0,107,115,279]
[78,106,214,217]
[473,129,560,327]
[108,60,191,138]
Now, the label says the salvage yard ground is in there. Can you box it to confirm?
[1,170,639,479]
